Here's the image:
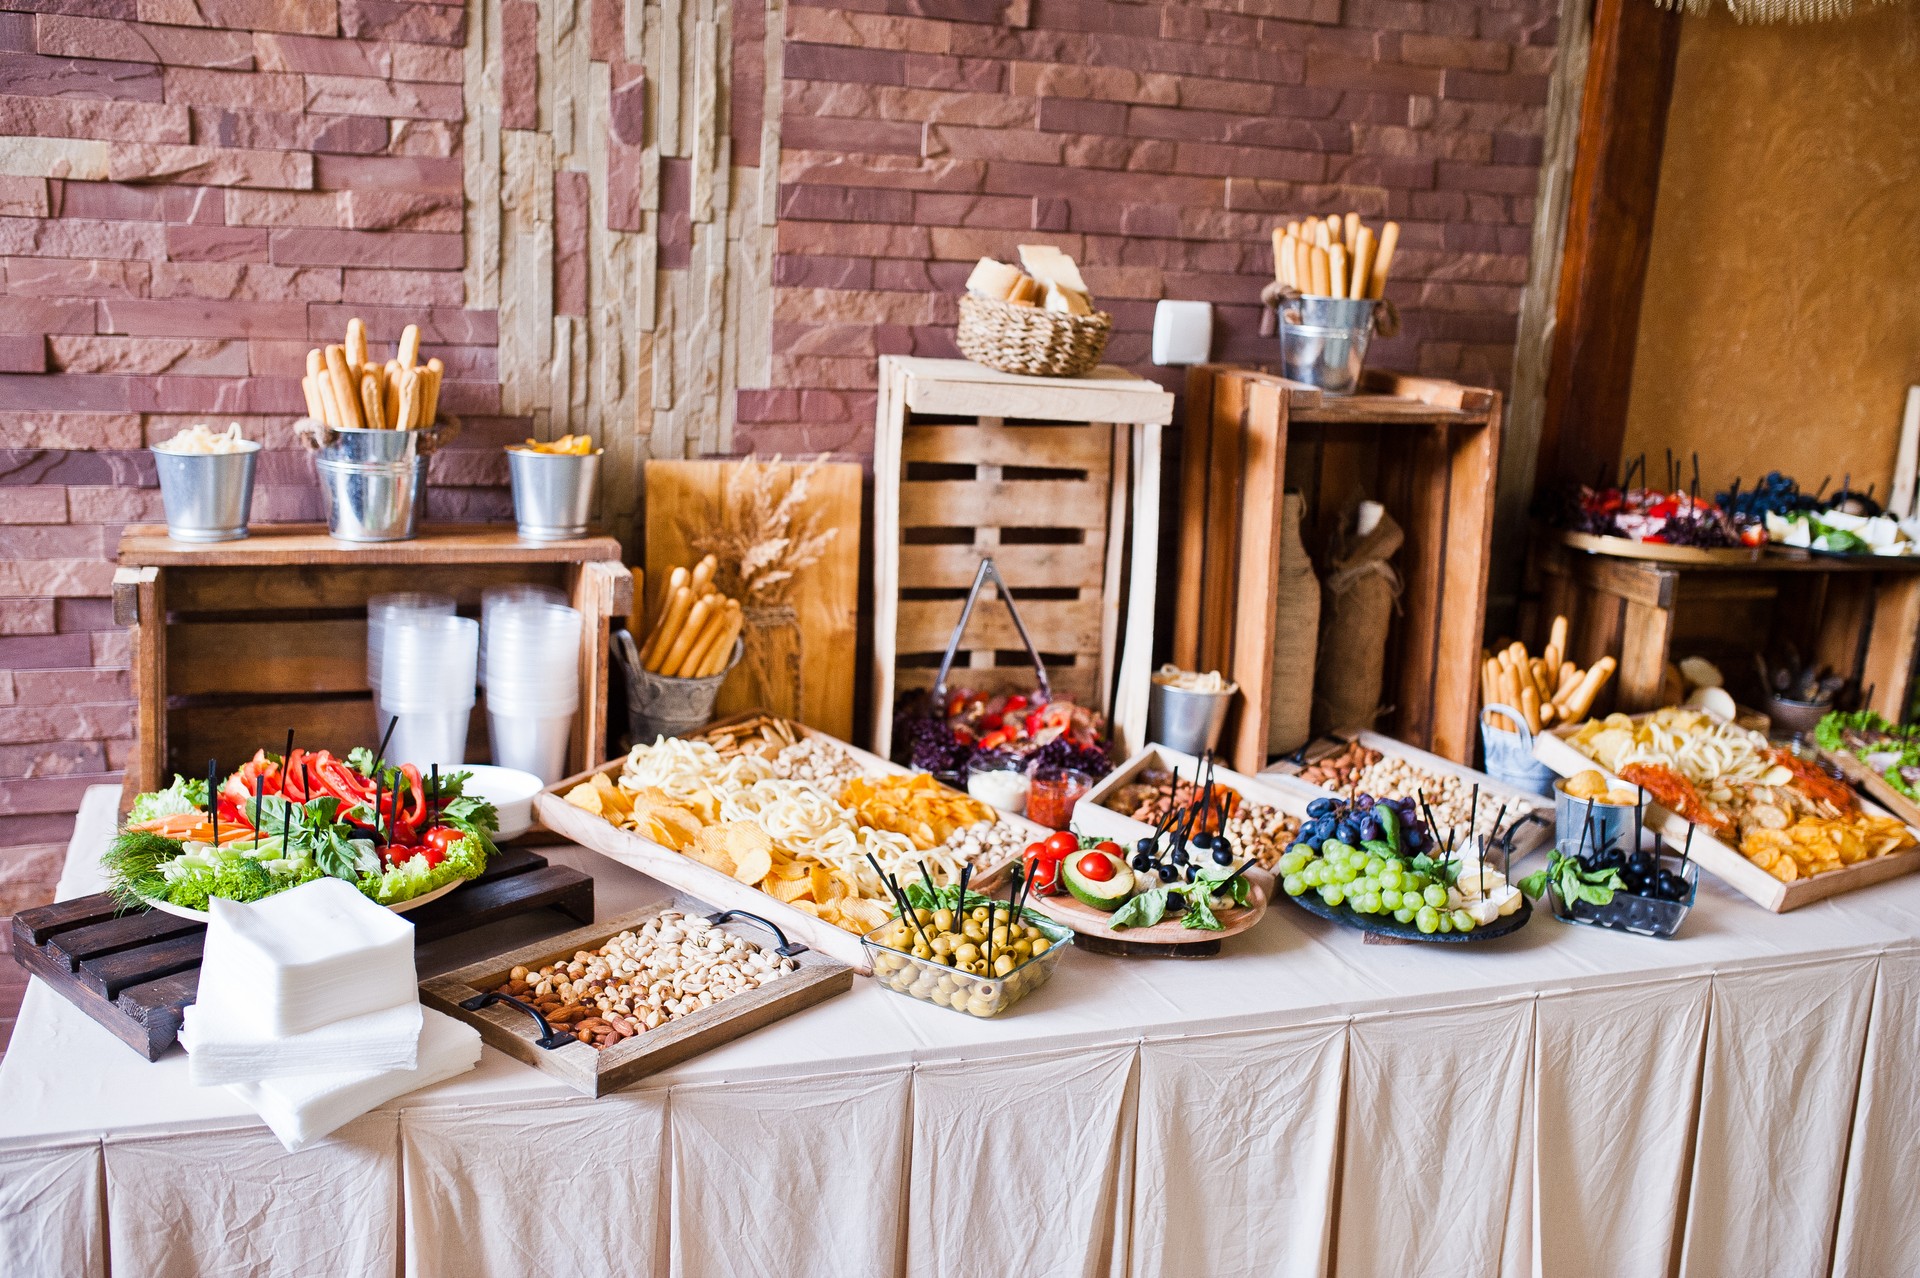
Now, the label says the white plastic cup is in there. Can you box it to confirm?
[379,614,479,713]
[387,710,472,770]
[480,585,566,687]
[488,710,574,783]
[367,593,455,696]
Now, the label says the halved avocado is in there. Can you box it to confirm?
[1063,850,1134,911]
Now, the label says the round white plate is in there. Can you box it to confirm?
[435,763,542,839]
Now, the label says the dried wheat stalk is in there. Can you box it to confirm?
[683,455,839,607]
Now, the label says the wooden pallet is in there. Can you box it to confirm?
[1173,366,1501,773]
[10,847,594,1060]
[113,524,633,800]
[422,900,852,1097]
[872,357,1173,759]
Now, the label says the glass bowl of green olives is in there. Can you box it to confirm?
[862,905,1073,1017]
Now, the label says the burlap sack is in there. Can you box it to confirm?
[1312,504,1403,735]
[1267,491,1320,755]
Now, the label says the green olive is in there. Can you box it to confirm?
[993,953,1016,977]
[911,943,931,959]
[1031,938,1051,956]
[966,998,996,1018]
[952,942,979,964]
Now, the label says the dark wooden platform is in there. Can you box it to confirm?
[10,846,594,1061]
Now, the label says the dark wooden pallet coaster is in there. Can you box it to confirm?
[10,846,595,1061]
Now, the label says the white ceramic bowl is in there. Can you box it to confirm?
[447,763,544,839]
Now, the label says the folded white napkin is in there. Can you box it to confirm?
[203,878,418,1038]
[228,1008,482,1152]
[181,997,422,1085]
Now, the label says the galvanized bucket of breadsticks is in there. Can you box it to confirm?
[1479,703,1558,798]
[614,629,745,743]
[1259,285,1400,395]
[296,419,460,542]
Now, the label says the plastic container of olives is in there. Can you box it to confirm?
[862,911,1074,1017]
[1549,853,1697,938]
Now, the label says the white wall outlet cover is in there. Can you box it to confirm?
[1151,299,1212,366]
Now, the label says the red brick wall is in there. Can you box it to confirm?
[740,0,1555,454]
[0,0,1556,1046]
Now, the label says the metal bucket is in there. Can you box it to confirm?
[615,630,743,742]
[508,448,599,540]
[1279,295,1377,394]
[152,445,258,542]
[1553,782,1648,861]
[312,424,429,465]
[1479,703,1559,797]
[316,456,428,542]
[1148,679,1236,756]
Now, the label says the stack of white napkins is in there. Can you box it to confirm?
[181,877,480,1151]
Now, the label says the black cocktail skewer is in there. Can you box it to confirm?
[373,714,399,775]
[430,762,441,832]
[207,759,219,847]
[251,771,263,853]
[372,773,385,849]
[1633,784,1644,861]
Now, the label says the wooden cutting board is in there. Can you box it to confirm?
[643,460,860,739]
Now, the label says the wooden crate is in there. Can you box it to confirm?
[872,357,1174,759]
[10,846,594,1060]
[1173,366,1501,774]
[642,459,861,740]
[421,900,852,1098]
[1525,537,1920,720]
[114,524,632,799]
[1534,721,1920,911]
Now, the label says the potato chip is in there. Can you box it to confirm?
[809,865,837,902]
[768,875,815,903]
[564,782,604,815]
[732,845,774,887]
[685,827,737,877]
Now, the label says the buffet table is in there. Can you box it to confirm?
[5,787,1918,1278]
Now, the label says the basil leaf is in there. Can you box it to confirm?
[1182,891,1223,930]
[1517,869,1549,899]
[1110,888,1168,930]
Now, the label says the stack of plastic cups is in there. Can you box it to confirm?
[479,584,566,689]
[379,614,479,769]
[482,602,582,784]
[367,593,456,730]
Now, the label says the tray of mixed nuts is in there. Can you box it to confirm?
[420,895,852,1096]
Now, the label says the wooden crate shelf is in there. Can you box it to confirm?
[872,358,1174,759]
[115,524,633,798]
[1173,366,1501,773]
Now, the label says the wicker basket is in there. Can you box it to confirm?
[956,293,1112,378]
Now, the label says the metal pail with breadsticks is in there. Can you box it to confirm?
[614,629,744,743]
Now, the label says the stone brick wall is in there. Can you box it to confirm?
[0,0,1556,1048]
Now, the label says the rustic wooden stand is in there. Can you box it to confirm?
[1526,540,1920,719]
[1173,366,1501,773]
[871,357,1175,758]
[113,524,633,799]
[11,846,594,1060]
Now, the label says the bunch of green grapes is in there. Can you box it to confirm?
[1278,839,1478,935]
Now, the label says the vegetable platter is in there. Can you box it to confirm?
[422,896,851,1098]
[108,745,500,919]
[532,713,1048,972]
[1031,751,1275,956]
[1534,709,1920,912]
[1275,730,1555,855]
[1816,710,1920,829]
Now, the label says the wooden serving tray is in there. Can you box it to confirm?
[1554,528,1762,566]
[1274,729,1556,854]
[532,713,1037,973]
[1823,750,1920,828]
[10,847,594,1060]
[421,899,852,1097]
[1533,723,1920,912]
[1027,871,1270,959]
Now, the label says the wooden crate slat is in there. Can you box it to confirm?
[168,618,369,696]
[896,663,1100,704]
[895,596,1104,657]
[902,421,1112,470]
[119,525,620,569]
[898,478,1111,530]
[898,543,1106,591]
[80,931,204,1000]
[47,910,203,968]
[164,563,572,613]
[15,896,119,947]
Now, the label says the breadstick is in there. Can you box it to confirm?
[656,595,715,676]
[641,585,694,669]
[1542,645,1561,677]
[314,368,342,428]
[359,371,386,430]
[1328,242,1349,298]
[344,317,368,371]
[1343,211,1359,250]
[698,603,744,677]
[383,360,403,428]
[1556,661,1579,700]
[300,374,323,421]
[1271,227,1289,286]
[324,344,362,429]
[1350,226,1376,306]
[1520,685,1542,734]
[1367,220,1399,298]
[306,348,324,380]
[1293,239,1312,295]
[1482,656,1514,732]
[394,370,418,431]
[1309,245,1331,296]
[397,323,421,369]
[1561,657,1617,723]
[691,554,717,596]
[1548,614,1569,657]
[672,596,733,677]
[423,357,444,425]
[1499,662,1524,719]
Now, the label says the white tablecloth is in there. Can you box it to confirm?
[4,786,1918,1277]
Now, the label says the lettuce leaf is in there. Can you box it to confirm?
[357,836,487,906]
[128,775,208,824]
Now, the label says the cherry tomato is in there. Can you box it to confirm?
[1076,852,1115,881]
[1044,830,1080,858]
[422,826,463,854]
[1004,694,1028,713]
[979,730,1009,751]
[1093,840,1122,858]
